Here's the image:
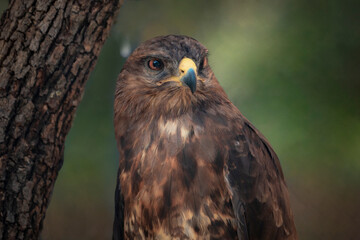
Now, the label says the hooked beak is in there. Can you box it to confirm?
[179,58,197,94]
[157,57,198,94]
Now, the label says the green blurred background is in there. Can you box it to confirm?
[1,0,360,239]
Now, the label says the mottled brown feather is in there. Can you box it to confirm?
[113,35,297,240]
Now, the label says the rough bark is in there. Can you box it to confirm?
[0,0,122,239]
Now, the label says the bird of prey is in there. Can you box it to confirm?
[113,35,297,240]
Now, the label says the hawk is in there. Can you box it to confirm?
[113,35,297,240]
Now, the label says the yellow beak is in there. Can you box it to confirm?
[178,58,197,76]
[157,57,198,93]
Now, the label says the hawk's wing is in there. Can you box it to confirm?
[226,118,297,240]
[113,168,124,240]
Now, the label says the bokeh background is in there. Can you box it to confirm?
[1,0,360,239]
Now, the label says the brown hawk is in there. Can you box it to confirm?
[113,35,297,239]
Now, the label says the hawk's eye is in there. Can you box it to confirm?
[148,58,164,71]
[199,56,208,71]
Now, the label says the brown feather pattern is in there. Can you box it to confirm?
[113,35,297,240]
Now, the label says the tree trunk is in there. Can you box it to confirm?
[0,0,122,239]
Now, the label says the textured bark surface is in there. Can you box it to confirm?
[0,0,122,239]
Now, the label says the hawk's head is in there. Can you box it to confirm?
[115,35,228,119]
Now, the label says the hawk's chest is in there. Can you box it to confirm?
[119,117,237,239]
